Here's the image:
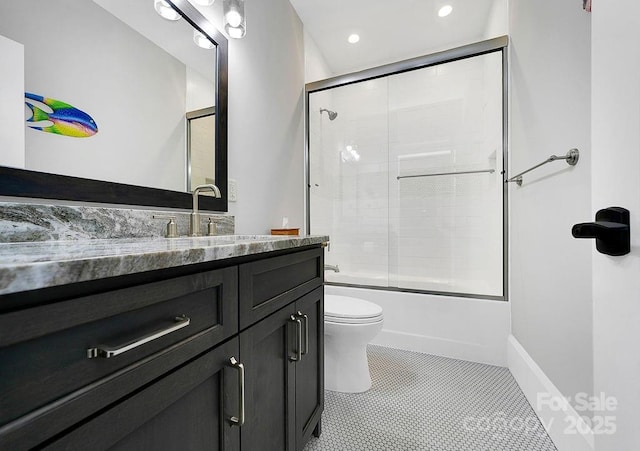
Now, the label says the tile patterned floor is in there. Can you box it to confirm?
[304,345,557,451]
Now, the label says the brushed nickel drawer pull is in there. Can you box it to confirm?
[289,315,303,362]
[87,315,191,359]
[297,311,309,356]
[229,356,245,427]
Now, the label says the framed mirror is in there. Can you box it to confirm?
[0,0,228,211]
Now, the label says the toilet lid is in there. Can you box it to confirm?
[324,295,383,322]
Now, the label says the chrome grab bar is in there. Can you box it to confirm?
[229,356,245,427]
[289,315,303,362]
[397,169,495,180]
[87,315,190,359]
[506,149,579,186]
[297,311,309,356]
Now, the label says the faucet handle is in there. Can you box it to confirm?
[206,217,218,236]
[153,215,178,238]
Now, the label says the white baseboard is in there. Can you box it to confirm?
[507,335,594,451]
[372,329,506,367]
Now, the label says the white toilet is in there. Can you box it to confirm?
[324,295,384,393]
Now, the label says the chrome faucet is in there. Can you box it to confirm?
[190,184,221,236]
[324,264,340,273]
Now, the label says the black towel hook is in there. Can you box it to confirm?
[572,207,630,256]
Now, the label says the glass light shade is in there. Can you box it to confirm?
[193,30,215,49]
[154,0,181,21]
[223,0,246,39]
[226,24,246,39]
[193,0,215,5]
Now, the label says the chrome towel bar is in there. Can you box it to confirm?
[397,169,495,180]
[507,149,579,186]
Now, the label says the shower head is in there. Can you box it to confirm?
[320,108,338,121]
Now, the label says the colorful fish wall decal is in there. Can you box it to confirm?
[25,92,98,138]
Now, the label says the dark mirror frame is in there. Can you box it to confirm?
[0,0,228,212]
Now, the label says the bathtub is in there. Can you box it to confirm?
[324,284,510,366]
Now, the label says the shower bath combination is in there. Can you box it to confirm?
[320,108,338,120]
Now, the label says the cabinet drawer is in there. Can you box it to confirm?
[0,266,238,431]
[42,338,241,451]
[239,248,323,329]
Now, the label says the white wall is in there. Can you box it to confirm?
[0,1,188,192]
[509,0,592,406]
[591,1,640,449]
[0,35,24,169]
[484,0,508,39]
[192,0,306,232]
[186,66,216,112]
[226,0,305,233]
[304,29,332,83]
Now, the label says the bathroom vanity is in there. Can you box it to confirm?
[0,235,326,451]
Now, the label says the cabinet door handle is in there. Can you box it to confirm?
[289,315,303,362]
[296,311,309,356]
[87,315,190,359]
[229,356,245,427]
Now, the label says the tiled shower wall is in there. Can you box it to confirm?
[309,51,504,297]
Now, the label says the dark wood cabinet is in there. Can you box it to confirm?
[239,286,324,451]
[0,246,324,451]
[44,338,241,451]
[240,302,297,451]
[294,287,324,448]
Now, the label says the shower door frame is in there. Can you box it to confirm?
[305,35,510,302]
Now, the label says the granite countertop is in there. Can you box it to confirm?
[0,235,329,295]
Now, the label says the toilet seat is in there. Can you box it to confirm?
[324,295,383,324]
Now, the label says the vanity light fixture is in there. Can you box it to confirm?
[223,0,246,39]
[193,29,215,49]
[154,0,182,21]
[348,34,360,44]
[193,0,215,5]
[438,5,453,17]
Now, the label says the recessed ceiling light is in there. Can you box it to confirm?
[348,34,360,44]
[438,5,453,17]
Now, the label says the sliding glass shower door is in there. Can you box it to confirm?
[308,48,505,299]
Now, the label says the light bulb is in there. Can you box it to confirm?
[193,30,215,49]
[193,0,215,5]
[223,0,246,39]
[225,10,242,28]
[438,5,453,17]
[226,25,245,39]
[154,0,181,21]
[348,34,360,44]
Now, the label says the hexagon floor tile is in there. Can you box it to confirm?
[304,345,557,451]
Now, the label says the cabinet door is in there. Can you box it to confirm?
[0,266,238,450]
[43,338,241,451]
[240,303,297,451]
[294,286,324,450]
